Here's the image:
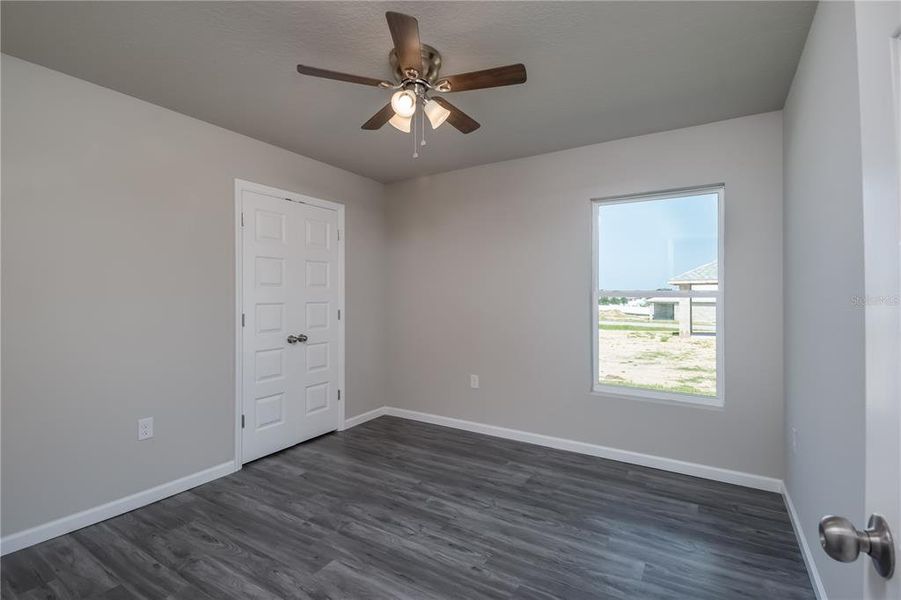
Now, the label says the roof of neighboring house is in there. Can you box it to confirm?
[669,260,718,284]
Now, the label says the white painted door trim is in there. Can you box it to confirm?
[234,179,346,470]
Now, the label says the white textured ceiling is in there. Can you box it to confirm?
[2,1,815,183]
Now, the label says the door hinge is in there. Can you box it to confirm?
[241,313,245,327]
[337,229,342,241]
[241,212,244,227]
[338,389,341,400]
[241,414,245,429]
[338,309,341,320]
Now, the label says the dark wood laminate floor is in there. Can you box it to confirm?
[2,416,814,600]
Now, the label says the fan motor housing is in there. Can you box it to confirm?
[390,44,442,84]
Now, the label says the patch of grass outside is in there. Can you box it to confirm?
[599,324,679,333]
[627,331,654,339]
[676,365,710,373]
[598,378,715,397]
[633,349,695,362]
[634,350,675,360]
[677,375,711,385]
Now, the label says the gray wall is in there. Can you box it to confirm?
[1,56,388,535]
[386,111,785,478]
[783,2,867,598]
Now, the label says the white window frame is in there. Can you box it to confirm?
[591,185,725,408]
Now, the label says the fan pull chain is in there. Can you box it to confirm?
[420,109,427,147]
[412,105,418,158]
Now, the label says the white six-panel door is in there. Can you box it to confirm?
[240,185,342,464]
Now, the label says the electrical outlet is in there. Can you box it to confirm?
[791,427,799,454]
[470,374,479,389]
[138,417,154,441]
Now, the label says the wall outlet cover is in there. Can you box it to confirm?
[138,417,154,441]
[470,374,479,389]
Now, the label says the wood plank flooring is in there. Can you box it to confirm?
[1,416,815,599]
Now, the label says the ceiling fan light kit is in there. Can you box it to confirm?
[423,99,451,129]
[388,112,412,133]
[295,11,527,158]
[390,89,417,118]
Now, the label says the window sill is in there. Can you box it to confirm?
[592,384,724,409]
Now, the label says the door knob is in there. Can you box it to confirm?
[286,334,308,344]
[819,514,895,578]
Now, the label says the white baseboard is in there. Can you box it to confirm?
[4,409,787,558]
[342,406,388,429]
[783,487,828,600]
[0,461,236,556]
[364,406,783,492]
[349,409,826,593]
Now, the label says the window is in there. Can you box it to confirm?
[591,186,724,406]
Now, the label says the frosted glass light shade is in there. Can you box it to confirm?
[423,99,451,129]
[389,113,412,133]
[391,90,417,118]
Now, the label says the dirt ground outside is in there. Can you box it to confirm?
[598,322,716,397]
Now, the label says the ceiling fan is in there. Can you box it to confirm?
[296,11,526,155]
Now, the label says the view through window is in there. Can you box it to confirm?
[592,187,722,405]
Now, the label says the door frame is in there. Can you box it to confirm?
[233,178,346,470]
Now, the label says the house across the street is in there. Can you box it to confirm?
[650,260,717,336]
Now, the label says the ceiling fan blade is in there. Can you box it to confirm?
[361,103,395,130]
[296,64,390,87]
[386,12,423,76]
[436,64,527,92]
[432,97,480,134]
